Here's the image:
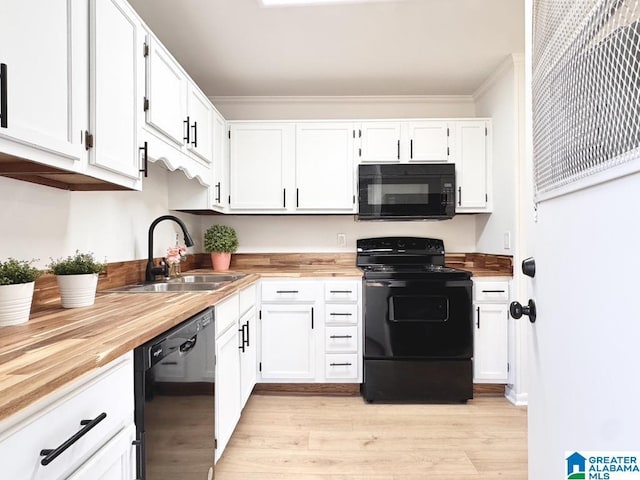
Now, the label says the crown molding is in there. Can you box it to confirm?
[209,94,475,106]
[473,53,525,100]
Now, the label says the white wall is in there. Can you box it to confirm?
[211,95,476,120]
[474,55,523,255]
[0,163,201,268]
[201,215,477,254]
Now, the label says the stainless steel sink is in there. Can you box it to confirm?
[103,273,246,294]
[169,273,246,284]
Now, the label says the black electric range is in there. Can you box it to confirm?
[357,237,473,403]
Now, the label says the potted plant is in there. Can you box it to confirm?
[203,225,238,271]
[48,251,104,308]
[0,258,41,326]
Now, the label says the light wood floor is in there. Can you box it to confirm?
[215,394,528,480]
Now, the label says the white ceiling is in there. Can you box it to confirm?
[127,0,524,97]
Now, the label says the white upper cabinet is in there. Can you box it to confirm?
[358,121,451,163]
[359,122,402,162]
[454,120,491,212]
[145,36,186,147]
[211,109,228,210]
[407,121,451,162]
[0,0,85,163]
[295,123,356,212]
[186,84,214,164]
[229,123,294,211]
[88,0,144,182]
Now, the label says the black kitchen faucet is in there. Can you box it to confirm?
[145,215,195,282]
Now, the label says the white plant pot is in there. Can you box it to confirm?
[0,282,35,326]
[56,273,99,308]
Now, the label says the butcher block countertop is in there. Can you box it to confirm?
[0,266,364,423]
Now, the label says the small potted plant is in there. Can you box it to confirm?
[203,225,238,271]
[0,258,41,326]
[48,251,104,308]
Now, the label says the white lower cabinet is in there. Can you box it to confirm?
[473,278,510,383]
[0,353,135,480]
[238,285,258,407]
[259,278,362,383]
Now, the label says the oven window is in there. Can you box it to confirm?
[389,295,449,322]
[367,183,430,205]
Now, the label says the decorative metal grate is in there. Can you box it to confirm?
[532,0,640,197]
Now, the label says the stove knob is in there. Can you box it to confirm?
[397,241,405,248]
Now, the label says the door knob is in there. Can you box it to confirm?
[522,257,536,277]
[510,299,537,323]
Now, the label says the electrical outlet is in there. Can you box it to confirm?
[503,232,511,250]
[337,233,347,247]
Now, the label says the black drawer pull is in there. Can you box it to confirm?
[329,290,352,294]
[40,412,107,466]
[329,335,353,339]
[481,290,506,293]
[329,312,353,316]
[0,63,7,128]
[276,290,299,294]
[329,362,352,367]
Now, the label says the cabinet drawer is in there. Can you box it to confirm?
[325,304,358,325]
[0,354,133,480]
[239,283,257,316]
[473,280,510,303]
[261,281,318,303]
[325,326,359,353]
[216,294,239,337]
[325,354,359,379]
[324,281,359,302]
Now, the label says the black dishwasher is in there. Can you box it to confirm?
[133,307,215,480]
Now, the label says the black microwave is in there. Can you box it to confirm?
[357,163,456,220]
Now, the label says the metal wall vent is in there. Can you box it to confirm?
[533,0,640,198]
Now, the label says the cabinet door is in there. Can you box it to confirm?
[359,122,402,163]
[66,424,136,480]
[211,110,227,210]
[261,304,315,379]
[295,123,355,211]
[89,0,142,179]
[186,84,213,164]
[145,36,186,147]
[215,324,241,462]
[239,307,257,408]
[407,121,450,162]
[473,304,508,383]
[229,123,293,210]
[0,0,84,161]
[455,120,488,211]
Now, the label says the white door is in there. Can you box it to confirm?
[228,123,293,210]
[295,123,355,211]
[525,1,640,477]
[260,304,315,380]
[186,84,213,164]
[454,120,488,211]
[473,304,508,382]
[211,110,227,210]
[239,307,257,407]
[407,121,450,162]
[145,36,186,147]
[89,0,142,179]
[359,122,402,163]
[0,0,85,161]
[215,324,241,462]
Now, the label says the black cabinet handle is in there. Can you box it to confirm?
[245,320,250,347]
[296,188,299,208]
[139,141,148,178]
[330,290,352,294]
[191,121,198,147]
[276,290,298,294]
[311,307,314,329]
[215,182,221,203]
[329,312,352,316]
[283,188,286,208]
[481,290,505,293]
[183,116,190,144]
[397,139,400,159]
[476,306,480,329]
[329,335,353,339]
[0,63,7,128]
[458,187,462,206]
[410,139,413,159]
[329,362,352,367]
[238,323,246,352]
[40,413,107,466]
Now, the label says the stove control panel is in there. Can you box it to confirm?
[357,237,445,255]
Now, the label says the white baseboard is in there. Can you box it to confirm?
[505,386,528,406]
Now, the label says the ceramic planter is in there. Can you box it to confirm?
[211,253,231,271]
[56,273,99,308]
[0,282,35,326]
